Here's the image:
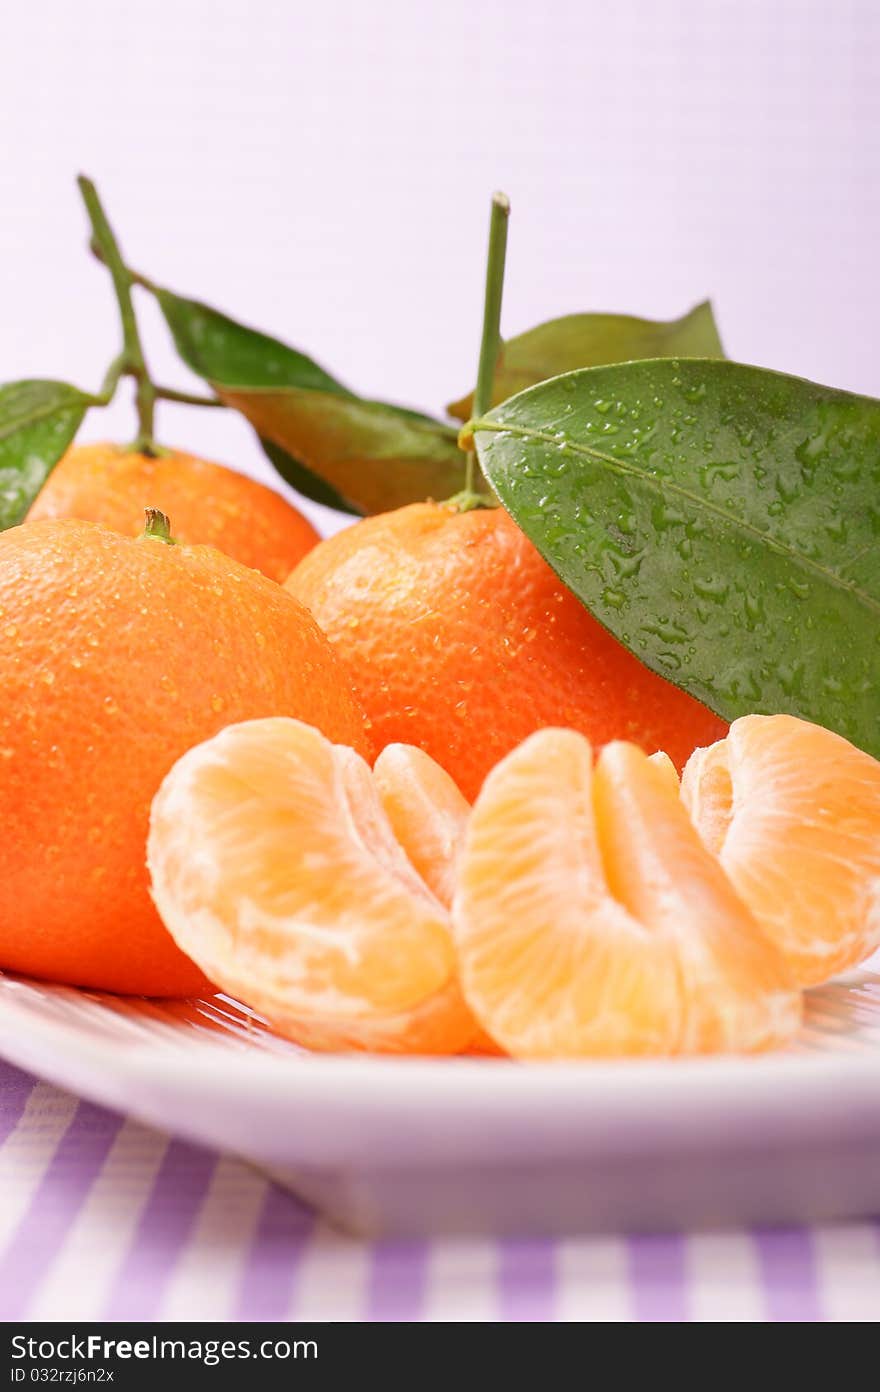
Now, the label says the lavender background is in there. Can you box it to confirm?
[0,0,877,534]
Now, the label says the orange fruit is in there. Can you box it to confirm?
[647,749,680,794]
[374,742,503,1055]
[286,502,727,800]
[682,714,880,986]
[452,728,800,1059]
[28,442,319,582]
[373,742,469,909]
[148,718,477,1053]
[0,519,370,996]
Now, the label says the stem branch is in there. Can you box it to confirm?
[78,176,158,453]
[152,385,226,408]
[96,351,128,405]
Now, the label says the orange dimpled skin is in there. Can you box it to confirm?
[452,728,800,1059]
[148,719,477,1053]
[286,503,727,801]
[28,443,320,583]
[0,519,370,997]
[683,714,880,986]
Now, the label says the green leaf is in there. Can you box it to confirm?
[221,387,465,515]
[449,301,724,420]
[154,288,467,514]
[0,380,94,530]
[155,289,351,397]
[472,358,880,759]
[257,437,363,516]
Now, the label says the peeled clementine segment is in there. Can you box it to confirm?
[373,743,504,1056]
[148,718,476,1054]
[647,749,680,795]
[595,741,800,1053]
[373,743,469,910]
[682,714,880,987]
[453,729,800,1059]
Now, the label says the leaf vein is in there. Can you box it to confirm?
[473,417,880,620]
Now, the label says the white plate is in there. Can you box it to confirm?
[1,962,879,1236]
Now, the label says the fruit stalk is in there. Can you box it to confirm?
[462,191,510,504]
[472,192,511,422]
[142,507,176,544]
[77,176,159,454]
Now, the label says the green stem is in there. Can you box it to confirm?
[142,508,176,544]
[87,237,224,420]
[95,351,128,405]
[153,385,226,408]
[472,192,511,420]
[88,240,156,295]
[465,191,510,496]
[78,176,158,454]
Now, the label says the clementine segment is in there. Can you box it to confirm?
[0,519,370,996]
[28,442,319,582]
[373,741,502,1054]
[148,718,476,1053]
[647,748,680,795]
[285,502,727,801]
[682,714,880,986]
[452,728,800,1059]
[373,743,470,910]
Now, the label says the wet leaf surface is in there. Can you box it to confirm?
[474,358,880,756]
[0,380,94,530]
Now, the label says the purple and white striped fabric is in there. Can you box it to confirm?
[0,1060,877,1322]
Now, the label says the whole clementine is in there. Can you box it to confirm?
[28,442,319,583]
[286,502,727,800]
[0,517,371,996]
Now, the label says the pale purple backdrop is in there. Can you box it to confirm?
[0,0,877,536]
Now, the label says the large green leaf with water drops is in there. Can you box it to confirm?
[448,301,724,420]
[471,358,880,757]
[154,287,467,514]
[0,380,95,531]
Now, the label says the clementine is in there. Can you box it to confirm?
[28,442,319,583]
[682,714,880,986]
[286,502,728,800]
[0,518,370,996]
[148,717,477,1053]
[453,728,800,1059]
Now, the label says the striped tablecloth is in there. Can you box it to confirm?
[0,1060,877,1323]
